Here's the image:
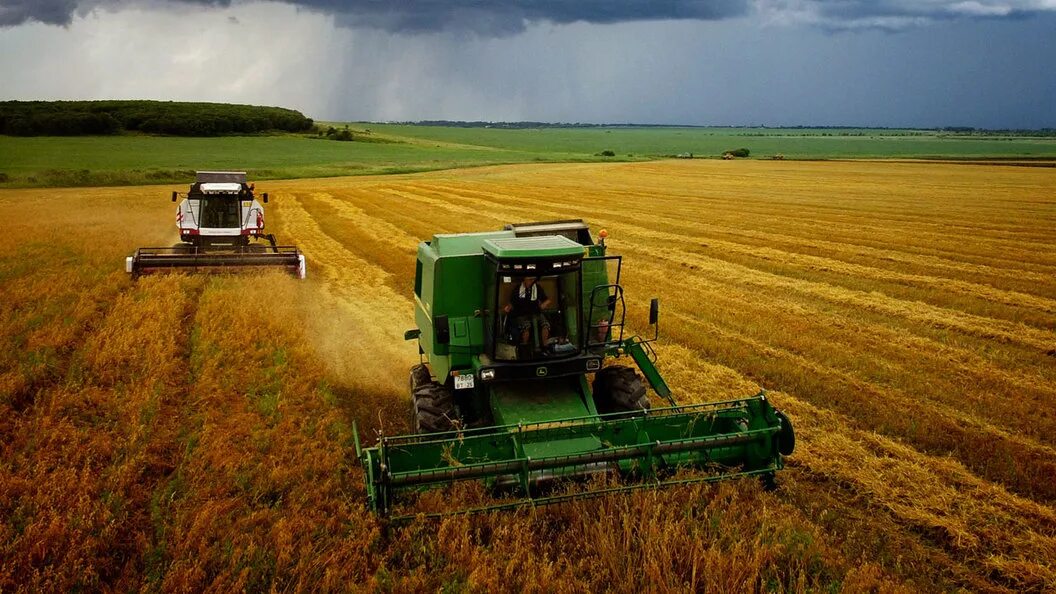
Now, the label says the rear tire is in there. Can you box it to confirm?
[410,365,457,433]
[592,366,650,415]
[775,409,795,456]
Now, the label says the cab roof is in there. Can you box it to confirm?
[483,235,584,260]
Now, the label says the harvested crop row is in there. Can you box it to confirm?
[2,159,1053,592]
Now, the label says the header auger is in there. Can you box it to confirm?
[356,220,794,520]
[126,171,306,279]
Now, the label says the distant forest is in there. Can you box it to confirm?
[0,101,314,136]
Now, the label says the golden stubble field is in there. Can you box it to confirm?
[1,159,1054,592]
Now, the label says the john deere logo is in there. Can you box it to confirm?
[536,366,548,377]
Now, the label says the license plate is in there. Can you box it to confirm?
[454,373,475,390]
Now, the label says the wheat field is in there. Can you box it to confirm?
[1,160,1054,592]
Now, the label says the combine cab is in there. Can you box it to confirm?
[356,220,795,519]
[126,171,306,279]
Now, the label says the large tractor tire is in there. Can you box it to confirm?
[409,363,432,393]
[409,364,457,433]
[592,366,650,415]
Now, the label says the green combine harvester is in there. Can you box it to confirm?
[356,220,794,518]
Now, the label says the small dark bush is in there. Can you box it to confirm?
[599,150,616,157]
[323,125,355,141]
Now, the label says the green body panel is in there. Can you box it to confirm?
[490,376,593,426]
[490,378,605,466]
[414,239,490,377]
[433,230,516,256]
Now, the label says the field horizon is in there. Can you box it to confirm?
[2,159,1055,592]
[2,124,1055,189]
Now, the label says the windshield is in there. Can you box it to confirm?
[492,269,581,362]
[199,195,241,229]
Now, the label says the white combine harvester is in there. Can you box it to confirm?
[126,171,306,279]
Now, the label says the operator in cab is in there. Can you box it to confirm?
[504,277,552,347]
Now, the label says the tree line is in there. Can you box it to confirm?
[0,100,314,136]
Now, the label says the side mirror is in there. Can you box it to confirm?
[434,315,450,345]
[171,191,178,202]
[262,193,269,204]
[649,298,659,325]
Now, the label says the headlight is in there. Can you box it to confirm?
[481,369,496,380]
[586,359,601,371]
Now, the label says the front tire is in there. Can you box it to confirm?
[409,364,457,433]
[592,366,650,415]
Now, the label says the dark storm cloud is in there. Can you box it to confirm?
[316,0,751,34]
[0,0,750,32]
[2,0,1054,31]
[0,0,77,26]
[6,0,1056,30]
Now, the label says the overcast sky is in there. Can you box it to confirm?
[1,0,1054,128]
